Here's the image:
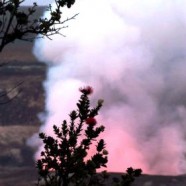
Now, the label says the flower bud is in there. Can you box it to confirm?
[79,86,93,95]
[103,150,108,155]
[85,117,97,125]
[98,99,104,106]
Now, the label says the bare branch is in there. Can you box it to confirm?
[0,81,23,104]
[0,0,77,52]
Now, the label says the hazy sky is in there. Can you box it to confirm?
[23,0,53,5]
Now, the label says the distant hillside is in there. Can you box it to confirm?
[0,6,47,126]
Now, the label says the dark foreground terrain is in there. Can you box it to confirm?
[0,166,186,186]
[0,6,185,186]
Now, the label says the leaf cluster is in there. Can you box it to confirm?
[0,0,78,52]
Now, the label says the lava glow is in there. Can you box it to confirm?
[28,0,186,175]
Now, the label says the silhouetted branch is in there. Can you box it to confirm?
[0,0,77,52]
[0,81,23,104]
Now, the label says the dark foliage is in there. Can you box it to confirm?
[36,86,142,186]
[112,167,142,186]
[36,86,108,186]
[0,0,78,52]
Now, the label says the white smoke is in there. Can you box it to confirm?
[31,0,186,175]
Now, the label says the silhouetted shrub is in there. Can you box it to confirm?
[36,86,142,186]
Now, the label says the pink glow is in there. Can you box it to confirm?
[28,0,186,175]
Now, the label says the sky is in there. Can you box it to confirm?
[28,0,186,175]
[22,0,52,6]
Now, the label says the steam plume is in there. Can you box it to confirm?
[31,0,186,175]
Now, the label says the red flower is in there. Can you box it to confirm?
[85,117,97,126]
[79,86,93,95]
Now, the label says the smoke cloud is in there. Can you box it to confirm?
[31,0,186,175]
